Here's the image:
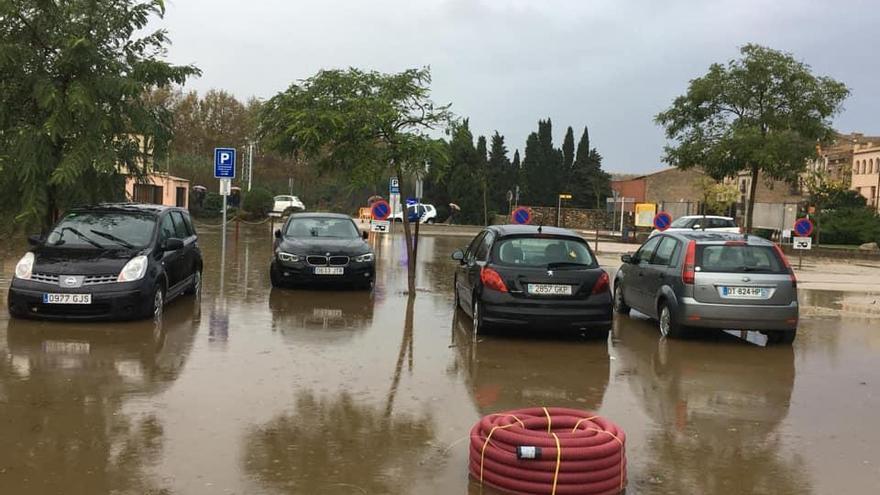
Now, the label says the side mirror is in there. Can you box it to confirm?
[274,229,282,239]
[451,249,465,262]
[27,234,43,246]
[621,254,634,264]
[163,238,184,251]
[362,230,369,240]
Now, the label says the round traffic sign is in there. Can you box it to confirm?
[511,207,531,225]
[653,212,673,231]
[794,217,814,237]
[371,200,391,221]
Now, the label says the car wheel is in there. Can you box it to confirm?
[151,286,165,322]
[658,301,685,339]
[270,263,284,288]
[472,299,484,335]
[613,282,630,315]
[427,218,435,224]
[766,329,796,345]
[186,270,202,296]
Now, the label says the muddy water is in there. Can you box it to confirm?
[1,223,879,494]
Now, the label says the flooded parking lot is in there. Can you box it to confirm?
[2,223,879,494]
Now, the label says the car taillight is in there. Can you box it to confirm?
[592,272,610,295]
[682,240,696,285]
[480,266,508,292]
[772,244,797,289]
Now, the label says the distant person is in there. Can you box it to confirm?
[448,203,460,225]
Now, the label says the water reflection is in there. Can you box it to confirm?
[0,301,200,494]
[449,312,610,414]
[268,288,375,337]
[612,319,810,494]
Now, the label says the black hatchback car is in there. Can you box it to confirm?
[270,213,375,289]
[452,225,612,335]
[8,204,202,321]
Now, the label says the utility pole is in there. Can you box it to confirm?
[247,142,254,192]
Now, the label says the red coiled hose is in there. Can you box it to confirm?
[469,407,627,495]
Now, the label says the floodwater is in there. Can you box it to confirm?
[1,223,879,495]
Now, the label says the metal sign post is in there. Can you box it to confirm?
[557,193,572,227]
[215,148,236,273]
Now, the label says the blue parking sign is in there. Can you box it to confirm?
[214,148,236,178]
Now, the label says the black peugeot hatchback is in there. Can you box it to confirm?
[8,203,202,321]
[452,225,612,335]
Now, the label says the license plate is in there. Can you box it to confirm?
[527,284,572,296]
[313,308,343,318]
[314,267,344,275]
[721,287,767,299]
[43,341,90,355]
[42,293,92,304]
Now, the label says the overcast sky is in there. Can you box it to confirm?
[158,0,879,174]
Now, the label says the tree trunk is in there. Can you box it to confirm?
[482,180,488,226]
[398,166,417,293]
[745,165,760,234]
[44,185,57,234]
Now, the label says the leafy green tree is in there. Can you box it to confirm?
[476,135,488,225]
[562,126,575,170]
[487,132,512,215]
[655,44,849,232]
[443,120,482,225]
[258,67,451,291]
[571,126,611,208]
[0,0,199,230]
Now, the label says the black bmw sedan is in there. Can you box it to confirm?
[452,225,612,335]
[270,213,375,289]
[8,204,202,321]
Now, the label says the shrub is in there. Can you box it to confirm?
[202,192,224,214]
[241,187,274,218]
[818,207,880,245]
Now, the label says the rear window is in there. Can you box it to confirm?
[697,245,786,274]
[494,237,595,267]
[669,217,695,228]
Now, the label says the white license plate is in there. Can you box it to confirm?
[43,341,90,355]
[313,308,343,318]
[314,267,344,275]
[721,287,767,298]
[527,284,572,296]
[43,293,92,304]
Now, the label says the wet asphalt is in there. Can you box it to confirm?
[1,222,879,495]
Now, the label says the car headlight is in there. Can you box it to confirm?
[278,252,300,263]
[355,253,374,263]
[117,255,148,282]
[14,252,35,280]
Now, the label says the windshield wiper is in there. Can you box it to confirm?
[58,226,106,249]
[740,266,773,272]
[547,261,590,270]
[89,230,135,249]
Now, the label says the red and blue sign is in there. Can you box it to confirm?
[653,212,672,231]
[794,217,814,237]
[371,200,391,221]
[511,207,531,225]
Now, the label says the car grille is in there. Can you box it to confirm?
[30,273,117,286]
[306,255,350,267]
[33,303,112,317]
[329,256,349,266]
[84,275,117,286]
[32,273,60,284]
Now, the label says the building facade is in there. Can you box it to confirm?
[852,145,880,211]
[124,174,190,209]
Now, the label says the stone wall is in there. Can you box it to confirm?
[498,206,632,230]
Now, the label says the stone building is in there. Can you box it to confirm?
[852,144,880,211]
[814,132,880,183]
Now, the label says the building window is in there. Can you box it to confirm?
[853,161,859,173]
[860,160,866,174]
[871,158,876,174]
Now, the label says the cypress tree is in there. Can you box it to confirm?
[562,126,575,170]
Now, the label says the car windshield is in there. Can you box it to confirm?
[46,212,156,249]
[275,196,293,202]
[494,237,594,268]
[697,245,787,273]
[285,217,358,238]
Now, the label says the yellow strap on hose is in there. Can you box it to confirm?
[570,415,599,433]
[479,415,525,485]
[581,427,626,492]
[543,406,552,433]
[550,432,561,495]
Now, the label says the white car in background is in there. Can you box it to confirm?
[391,203,438,224]
[272,195,305,215]
[650,215,740,237]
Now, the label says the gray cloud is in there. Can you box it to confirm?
[158,0,880,173]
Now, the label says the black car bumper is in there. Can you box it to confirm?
[273,260,375,287]
[8,278,153,321]
[480,291,613,331]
